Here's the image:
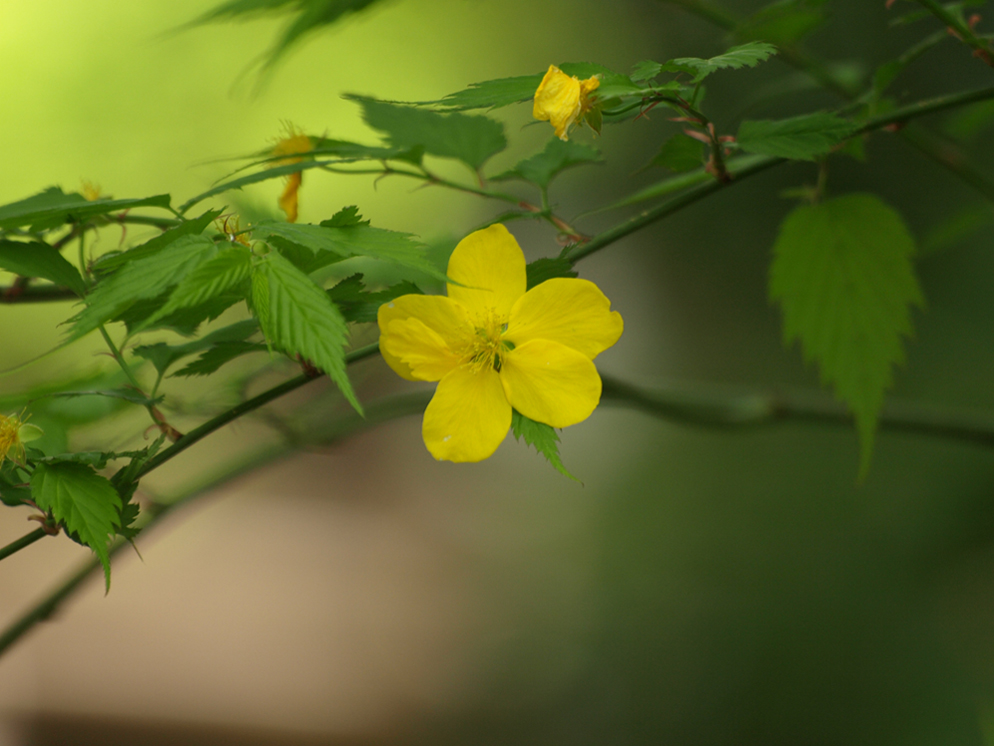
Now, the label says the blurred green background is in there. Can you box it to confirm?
[2,1,994,744]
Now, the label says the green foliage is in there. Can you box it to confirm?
[67,234,218,342]
[93,210,221,274]
[769,193,924,476]
[511,410,578,481]
[252,207,445,279]
[737,113,853,160]
[647,133,706,172]
[0,240,86,295]
[31,462,122,590]
[252,251,360,411]
[735,0,828,45]
[525,256,578,290]
[173,341,269,377]
[425,73,545,111]
[134,319,261,377]
[492,139,602,189]
[664,42,778,84]
[0,187,170,232]
[345,95,507,171]
[326,274,422,324]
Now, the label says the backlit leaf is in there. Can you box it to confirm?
[0,240,87,295]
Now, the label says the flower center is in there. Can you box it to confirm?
[462,311,511,374]
[0,415,21,462]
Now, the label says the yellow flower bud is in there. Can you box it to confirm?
[533,65,601,141]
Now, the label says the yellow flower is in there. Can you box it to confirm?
[271,123,313,223]
[378,224,623,462]
[81,180,102,201]
[0,413,42,467]
[533,65,601,141]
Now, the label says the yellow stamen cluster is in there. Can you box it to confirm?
[0,413,25,466]
[463,312,509,373]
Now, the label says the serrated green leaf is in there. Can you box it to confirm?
[133,245,252,333]
[326,273,422,324]
[666,42,778,83]
[648,133,706,173]
[769,193,924,476]
[511,410,579,481]
[31,462,122,590]
[133,318,260,376]
[346,95,506,170]
[0,240,87,296]
[0,187,171,232]
[492,139,602,189]
[631,60,664,82]
[737,112,853,160]
[253,252,360,412]
[118,292,242,337]
[67,235,217,342]
[252,216,446,280]
[93,209,221,275]
[735,0,827,45]
[424,73,545,111]
[525,257,578,290]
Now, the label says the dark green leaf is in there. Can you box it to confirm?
[425,73,544,111]
[631,60,664,82]
[31,462,122,590]
[511,410,579,481]
[326,273,422,324]
[525,257,578,290]
[346,95,507,170]
[769,193,924,476]
[119,292,242,337]
[67,235,217,342]
[253,252,360,411]
[737,112,853,160]
[172,341,269,377]
[133,319,260,376]
[0,240,86,295]
[735,0,827,45]
[648,133,706,173]
[179,160,330,215]
[252,214,446,280]
[0,187,171,232]
[666,42,778,83]
[492,139,602,189]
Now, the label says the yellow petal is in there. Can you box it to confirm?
[500,339,601,428]
[279,172,302,223]
[423,366,511,462]
[382,318,461,381]
[446,224,527,321]
[378,294,473,381]
[506,278,623,359]
[533,65,581,141]
[579,76,600,111]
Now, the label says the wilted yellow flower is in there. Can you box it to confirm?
[0,413,41,466]
[533,65,601,141]
[81,180,102,201]
[378,224,623,463]
[271,123,313,223]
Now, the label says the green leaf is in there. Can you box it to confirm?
[648,133,706,173]
[737,112,853,160]
[67,235,217,342]
[492,139,602,189]
[172,341,269,377]
[133,319,260,376]
[252,210,446,280]
[735,0,827,45]
[769,193,924,476]
[511,410,579,481]
[179,160,330,215]
[118,292,242,337]
[253,252,360,411]
[631,60,664,83]
[0,240,87,295]
[0,187,171,232]
[666,42,778,83]
[93,209,221,275]
[326,273,423,324]
[31,462,122,590]
[346,95,507,170]
[525,257,578,290]
[424,73,545,111]
[132,245,252,333]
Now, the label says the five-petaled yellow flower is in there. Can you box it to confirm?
[533,65,601,141]
[378,224,623,463]
[272,123,313,223]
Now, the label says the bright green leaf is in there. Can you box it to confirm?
[93,209,221,275]
[0,240,87,296]
[492,139,602,189]
[346,95,507,170]
[31,462,122,590]
[769,193,924,476]
[423,73,544,110]
[666,42,778,83]
[737,112,853,160]
[511,410,579,481]
[253,252,360,412]
[0,187,171,232]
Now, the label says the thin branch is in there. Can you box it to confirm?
[0,528,48,562]
[914,0,994,66]
[0,286,77,304]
